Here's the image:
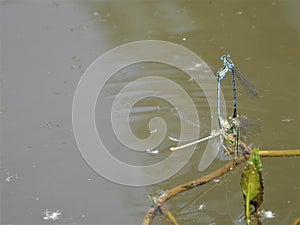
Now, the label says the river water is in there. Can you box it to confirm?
[1,1,299,225]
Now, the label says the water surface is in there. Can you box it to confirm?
[1,1,299,224]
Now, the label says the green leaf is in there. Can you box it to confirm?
[241,162,261,202]
[249,147,262,173]
[241,161,262,220]
[241,147,264,222]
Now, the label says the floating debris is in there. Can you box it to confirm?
[198,203,206,210]
[260,209,276,219]
[71,56,80,62]
[150,129,157,134]
[31,196,39,201]
[281,118,294,123]
[213,178,221,183]
[4,172,18,183]
[43,209,61,221]
[168,136,180,142]
[185,62,204,72]
[146,149,159,155]
[5,174,14,182]
[264,210,276,218]
[46,122,62,128]
[71,64,82,70]
[46,122,53,129]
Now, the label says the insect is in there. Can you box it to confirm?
[170,54,258,170]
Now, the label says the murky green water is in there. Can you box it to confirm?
[1,1,299,224]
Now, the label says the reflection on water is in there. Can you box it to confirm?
[1,0,299,224]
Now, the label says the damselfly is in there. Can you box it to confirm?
[217,54,258,129]
[217,54,258,162]
[170,54,257,169]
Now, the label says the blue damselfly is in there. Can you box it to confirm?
[170,54,257,168]
[217,54,258,129]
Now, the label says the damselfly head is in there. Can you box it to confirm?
[220,54,234,69]
[220,54,230,61]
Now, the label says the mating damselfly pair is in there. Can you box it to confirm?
[170,54,258,168]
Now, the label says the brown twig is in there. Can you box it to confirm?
[259,149,300,157]
[142,145,300,225]
[160,206,179,225]
[293,217,300,225]
[142,207,157,225]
